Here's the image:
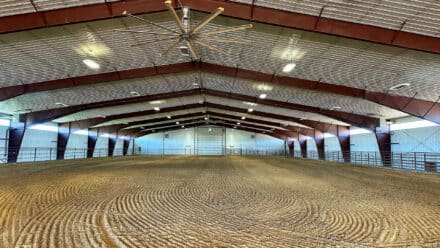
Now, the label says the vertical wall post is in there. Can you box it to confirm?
[56,122,71,160]
[337,125,351,162]
[375,125,392,167]
[108,130,117,157]
[314,129,325,160]
[87,128,98,158]
[123,138,131,156]
[7,120,26,163]
[299,134,307,158]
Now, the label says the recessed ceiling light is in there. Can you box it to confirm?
[237,122,241,125]
[389,83,410,91]
[241,116,246,120]
[167,116,171,119]
[248,108,254,112]
[331,106,341,110]
[181,125,185,128]
[243,101,258,106]
[192,82,199,87]
[130,91,140,97]
[233,126,237,129]
[198,100,204,104]
[153,107,160,111]
[149,100,164,105]
[259,93,267,99]
[176,121,180,124]
[55,102,68,107]
[208,128,212,132]
[204,117,209,120]
[82,59,100,69]
[282,63,296,73]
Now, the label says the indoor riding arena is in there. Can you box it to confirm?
[0,1,439,247]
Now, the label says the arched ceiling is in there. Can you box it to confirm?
[0,0,439,138]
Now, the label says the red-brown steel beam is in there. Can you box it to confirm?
[5,61,438,126]
[7,121,26,163]
[24,88,202,126]
[23,88,359,133]
[336,125,351,163]
[66,103,204,130]
[314,129,325,160]
[298,134,308,158]
[87,128,99,158]
[0,0,438,54]
[375,126,392,167]
[56,122,70,160]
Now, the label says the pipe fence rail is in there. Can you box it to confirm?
[1,146,438,173]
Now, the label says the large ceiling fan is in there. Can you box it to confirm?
[119,0,253,60]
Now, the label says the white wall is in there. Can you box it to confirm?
[93,135,108,158]
[18,122,58,162]
[350,127,380,152]
[113,138,125,156]
[0,120,9,163]
[306,138,318,159]
[324,135,343,162]
[65,132,88,159]
[135,127,284,155]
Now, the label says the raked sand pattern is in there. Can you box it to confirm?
[0,156,439,247]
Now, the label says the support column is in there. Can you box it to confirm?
[375,126,391,167]
[57,123,71,160]
[299,134,307,158]
[337,125,351,162]
[287,140,294,156]
[123,138,131,155]
[108,131,117,157]
[7,121,26,163]
[314,129,325,160]
[87,128,98,158]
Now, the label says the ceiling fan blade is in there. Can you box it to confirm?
[186,41,199,60]
[196,37,251,44]
[195,40,229,55]
[130,37,179,47]
[114,29,177,36]
[164,0,186,33]
[190,7,224,34]
[122,11,180,34]
[197,24,253,36]
[160,39,182,57]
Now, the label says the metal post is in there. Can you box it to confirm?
[34,147,37,162]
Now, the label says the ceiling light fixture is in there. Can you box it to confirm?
[259,93,267,99]
[130,91,140,97]
[237,122,241,125]
[55,102,68,107]
[389,83,410,91]
[331,106,341,110]
[176,121,180,124]
[241,116,246,120]
[167,116,172,119]
[248,108,254,113]
[82,59,100,69]
[181,125,185,128]
[282,63,296,73]
[204,117,209,120]
[153,107,160,111]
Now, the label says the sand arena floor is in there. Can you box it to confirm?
[0,156,439,247]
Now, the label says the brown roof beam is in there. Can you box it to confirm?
[0,1,438,53]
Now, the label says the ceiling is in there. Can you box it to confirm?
[0,1,439,138]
